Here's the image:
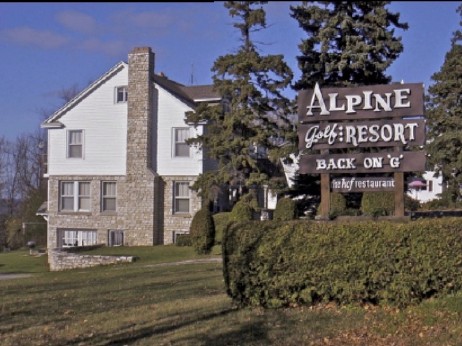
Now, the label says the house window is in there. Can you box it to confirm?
[61,229,97,247]
[102,182,117,211]
[173,128,190,157]
[78,182,91,211]
[108,230,124,246]
[60,182,75,211]
[174,182,190,213]
[60,181,91,212]
[173,231,188,244]
[428,180,433,192]
[115,86,128,103]
[68,130,83,158]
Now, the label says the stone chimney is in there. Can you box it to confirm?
[124,47,161,245]
[127,47,154,171]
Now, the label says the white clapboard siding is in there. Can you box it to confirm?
[156,85,204,176]
[48,67,128,176]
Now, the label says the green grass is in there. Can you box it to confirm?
[78,244,216,263]
[1,246,462,345]
[0,250,49,273]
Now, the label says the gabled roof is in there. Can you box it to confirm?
[153,74,220,107]
[41,62,221,128]
[42,62,127,127]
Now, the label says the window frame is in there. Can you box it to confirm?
[115,86,128,103]
[108,230,124,247]
[59,181,91,212]
[67,129,84,159]
[173,181,190,214]
[101,181,117,212]
[61,229,97,248]
[173,127,191,158]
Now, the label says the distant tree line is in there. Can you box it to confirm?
[0,84,80,249]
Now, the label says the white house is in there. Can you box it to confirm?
[406,171,444,203]
[40,47,222,250]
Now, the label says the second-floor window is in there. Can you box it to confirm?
[173,128,190,157]
[68,130,83,158]
[115,86,128,103]
[60,181,91,212]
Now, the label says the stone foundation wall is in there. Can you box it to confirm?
[49,248,136,271]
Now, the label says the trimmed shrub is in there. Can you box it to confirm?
[212,212,232,245]
[330,192,347,218]
[189,207,215,254]
[222,218,462,308]
[274,198,296,221]
[361,191,394,216]
[175,234,192,247]
[230,200,254,222]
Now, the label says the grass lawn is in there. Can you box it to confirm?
[1,246,462,345]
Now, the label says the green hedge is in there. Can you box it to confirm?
[230,200,254,222]
[330,192,347,218]
[222,218,462,308]
[361,191,394,216]
[274,198,296,221]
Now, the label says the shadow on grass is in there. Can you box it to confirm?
[197,320,269,346]
[71,307,238,346]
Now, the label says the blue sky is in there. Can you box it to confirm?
[0,2,460,141]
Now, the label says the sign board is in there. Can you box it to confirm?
[331,177,395,193]
[296,82,426,218]
[298,119,426,150]
[299,151,426,174]
[298,83,425,123]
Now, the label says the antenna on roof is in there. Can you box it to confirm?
[190,63,195,85]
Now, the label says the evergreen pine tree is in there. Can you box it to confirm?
[290,1,408,89]
[185,1,295,203]
[426,5,462,203]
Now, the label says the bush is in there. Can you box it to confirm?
[175,234,192,247]
[222,218,462,308]
[361,191,394,216]
[189,207,215,254]
[405,195,421,211]
[273,198,296,221]
[230,199,254,222]
[330,192,347,218]
[212,212,232,245]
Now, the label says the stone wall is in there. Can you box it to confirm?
[162,176,202,244]
[49,248,136,271]
[47,175,127,249]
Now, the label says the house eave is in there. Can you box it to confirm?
[41,121,64,129]
[42,62,127,126]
